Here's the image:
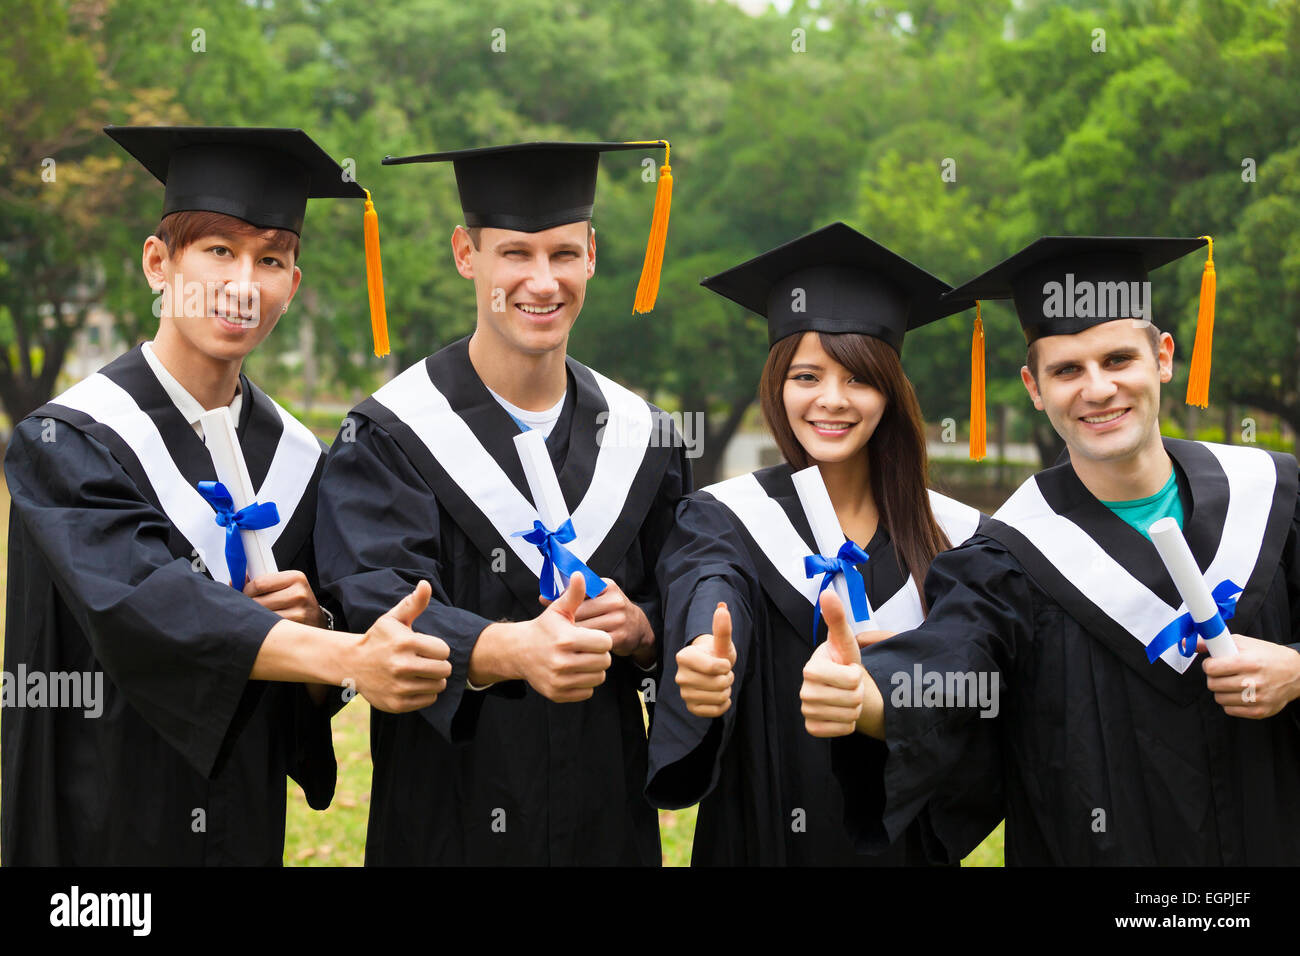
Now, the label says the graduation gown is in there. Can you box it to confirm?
[1,346,336,866]
[314,335,690,865]
[833,437,1300,865]
[646,462,984,865]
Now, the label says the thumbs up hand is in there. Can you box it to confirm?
[351,580,454,713]
[675,602,737,718]
[801,590,872,737]
[516,572,615,703]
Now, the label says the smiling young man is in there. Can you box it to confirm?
[314,141,690,865]
[1,127,452,865]
[800,236,1300,865]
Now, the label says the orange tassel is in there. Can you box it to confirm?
[1184,235,1215,408]
[363,189,390,358]
[633,141,672,314]
[970,302,986,461]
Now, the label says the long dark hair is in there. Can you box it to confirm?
[759,331,950,611]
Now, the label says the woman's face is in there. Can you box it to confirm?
[782,332,887,466]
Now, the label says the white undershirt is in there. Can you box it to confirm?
[141,341,242,439]
[486,385,565,439]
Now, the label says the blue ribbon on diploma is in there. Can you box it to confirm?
[804,540,872,641]
[196,480,280,589]
[512,518,608,601]
[1145,579,1243,662]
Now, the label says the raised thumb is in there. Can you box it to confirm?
[387,579,432,627]
[822,589,859,666]
[712,602,733,659]
[549,571,588,619]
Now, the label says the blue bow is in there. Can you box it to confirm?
[512,518,608,601]
[804,540,872,641]
[197,480,280,588]
[1145,579,1243,662]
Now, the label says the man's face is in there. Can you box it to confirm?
[1021,319,1174,468]
[453,221,595,356]
[144,228,301,364]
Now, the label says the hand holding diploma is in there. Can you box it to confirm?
[245,571,328,627]
[1200,636,1300,719]
[676,602,737,718]
[1147,516,1238,659]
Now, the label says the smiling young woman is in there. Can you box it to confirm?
[645,222,986,866]
[761,329,950,612]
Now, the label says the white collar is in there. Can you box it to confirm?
[141,341,242,436]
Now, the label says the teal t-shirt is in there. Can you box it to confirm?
[1100,467,1185,540]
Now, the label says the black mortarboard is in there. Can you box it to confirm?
[945,236,1208,343]
[383,141,647,231]
[382,140,674,312]
[105,125,391,356]
[104,126,366,235]
[699,222,975,352]
[946,235,1218,407]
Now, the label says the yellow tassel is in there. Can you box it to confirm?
[363,189,390,358]
[633,141,672,314]
[970,302,986,462]
[1184,235,1216,408]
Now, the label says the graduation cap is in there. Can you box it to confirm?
[947,235,1217,407]
[699,222,989,458]
[382,140,674,312]
[104,125,391,356]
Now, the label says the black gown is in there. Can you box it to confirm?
[833,438,1300,865]
[2,346,337,865]
[314,335,690,865]
[647,462,984,865]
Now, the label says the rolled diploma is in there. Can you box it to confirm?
[1148,516,1236,658]
[514,429,572,593]
[199,407,278,582]
[791,464,876,634]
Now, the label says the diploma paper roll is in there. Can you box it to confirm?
[514,429,570,531]
[514,429,573,591]
[1148,516,1237,658]
[199,407,278,582]
[790,464,876,634]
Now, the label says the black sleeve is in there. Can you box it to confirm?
[3,417,284,779]
[645,493,759,809]
[313,413,498,742]
[832,534,1020,862]
[630,438,694,676]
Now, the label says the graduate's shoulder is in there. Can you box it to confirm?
[927,522,1025,578]
[686,462,792,509]
[3,409,129,507]
[925,487,988,545]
